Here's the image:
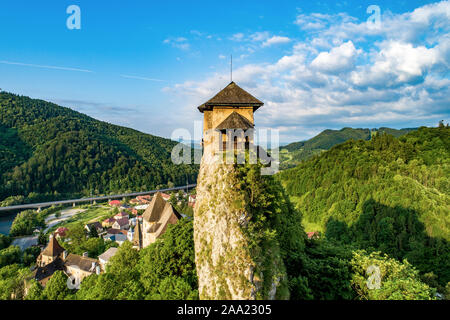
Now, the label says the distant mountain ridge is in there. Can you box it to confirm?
[279,127,417,169]
[0,92,198,205]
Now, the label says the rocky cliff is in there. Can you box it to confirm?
[193,154,299,299]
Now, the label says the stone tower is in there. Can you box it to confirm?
[198,81,263,158]
[194,82,288,300]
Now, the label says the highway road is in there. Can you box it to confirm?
[0,184,197,212]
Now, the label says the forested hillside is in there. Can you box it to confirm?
[279,127,416,169]
[0,92,198,204]
[278,126,450,287]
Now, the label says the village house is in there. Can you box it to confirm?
[104,229,128,245]
[112,217,129,230]
[114,211,129,220]
[104,233,127,245]
[160,193,171,201]
[85,222,103,234]
[54,227,68,239]
[133,192,181,249]
[98,247,118,271]
[105,228,128,236]
[307,231,320,240]
[135,204,149,210]
[109,200,121,207]
[102,217,116,228]
[120,204,131,211]
[65,252,101,286]
[33,236,100,287]
[136,195,152,204]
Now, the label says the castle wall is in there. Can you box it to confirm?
[203,107,254,132]
[203,107,255,155]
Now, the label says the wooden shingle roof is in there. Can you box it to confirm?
[132,220,143,249]
[33,258,64,283]
[98,247,118,262]
[142,192,167,223]
[64,254,98,273]
[198,82,264,113]
[41,236,65,257]
[215,112,254,130]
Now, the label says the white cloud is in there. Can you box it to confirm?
[249,31,270,42]
[262,36,291,47]
[120,74,167,82]
[310,41,360,73]
[230,33,245,41]
[163,37,190,50]
[165,1,450,141]
[351,41,439,88]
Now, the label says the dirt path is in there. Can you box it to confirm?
[44,208,87,232]
[12,235,38,250]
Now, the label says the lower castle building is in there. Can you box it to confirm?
[132,192,181,249]
[33,235,100,287]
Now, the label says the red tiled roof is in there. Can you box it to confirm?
[137,195,151,201]
[54,227,68,237]
[307,231,319,239]
[160,193,171,200]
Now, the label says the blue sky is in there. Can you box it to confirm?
[0,0,448,142]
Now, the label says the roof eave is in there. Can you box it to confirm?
[198,103,264,113]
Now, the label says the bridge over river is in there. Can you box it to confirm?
[0,184,197,212]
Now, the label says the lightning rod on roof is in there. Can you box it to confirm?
[230,54,233,82]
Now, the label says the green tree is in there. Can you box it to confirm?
[106,241,140,283]
[0,264,30,300]
[148,276,198,300]
[42,271,71,300]
[0,234,11,250]
[76,273,119,300]
[24,280,44,300]
[138,219,197,296]
[350,250,436,300]
[0,246,21,268]
[22,246,41,266]
[88,226,99,238]
[9,210,45,237]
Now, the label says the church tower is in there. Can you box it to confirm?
[198,81,264,157]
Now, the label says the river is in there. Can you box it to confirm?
[0,211,17,235]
